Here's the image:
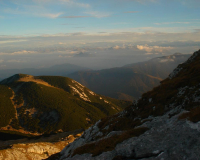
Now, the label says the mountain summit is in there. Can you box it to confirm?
[56,50,200,160]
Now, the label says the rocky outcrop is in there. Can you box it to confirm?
[0,134,81,160]
[57,50,200,160]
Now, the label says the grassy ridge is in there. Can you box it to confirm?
[0,75,131,135]
[14,81,124,133]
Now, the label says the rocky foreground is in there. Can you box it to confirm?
[0,130,83,160]
[54,50,200,160]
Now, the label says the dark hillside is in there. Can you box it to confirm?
[57,50,200,160]
[69,53,190,101]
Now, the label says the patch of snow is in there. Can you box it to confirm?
[69,85,91,102]
[72,80,85,88]
[75,84,84,91]
[88,90,96,96]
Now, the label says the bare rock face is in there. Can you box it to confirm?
[0,134,79,160]
[57,50,200,160]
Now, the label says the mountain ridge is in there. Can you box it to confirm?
[0,63,91,81]
[55,49,200,160]
[69,53,190,101]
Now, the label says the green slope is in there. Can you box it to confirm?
[0,74,131,134]
[0,85,16,127]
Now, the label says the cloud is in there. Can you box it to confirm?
[11,50,38,55]
[0,59,4,63]
[0,50,37,55]
[0,39,27,44]
[145,52,159,55]
[37,12,63,18]
[159,59,174,63]
[137,45,173,53]
[112,45,126,50]
[3,5,63,18]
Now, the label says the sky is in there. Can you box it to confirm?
[0,0,200,70]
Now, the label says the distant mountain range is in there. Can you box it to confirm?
[0,63,90,81]
[68,53,191,101]
[0,74,131,136]
[54,50,200,160]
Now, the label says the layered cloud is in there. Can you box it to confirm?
[137,45,174,53]
[0,50,38,55]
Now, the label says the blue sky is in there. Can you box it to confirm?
[0,0,200,69]
[0,0,200,35]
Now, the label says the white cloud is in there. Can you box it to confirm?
[37,12,63,18]
[11,50,38,55]
[137,44,153,52]
[112,45,126,50]
[0,39,27,44]
[0,50,38,55]
[137,44,173,53]
[3,5,63,18]
[159,59,174,63]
